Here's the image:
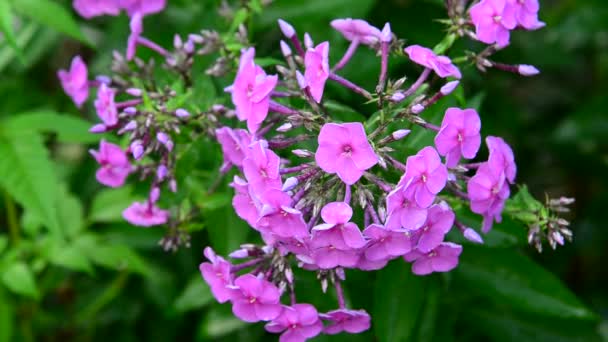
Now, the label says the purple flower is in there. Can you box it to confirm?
[265,304,323,342]
[257,189,309,239]
[315,122,378,185]
[92,83,119,132]
[58,55,89,108]
[199,247,234,303]
[122,201,169,227]
[309,234,361,269]
[362,224,412,261]
[119,0,166,17]
[228,274,283,323]
[399,146,448,208]
[467,163,510,233]
[322,309,371,335]
[73,0,121,19]
[486,136,516,184]
[89,140,131,187]
[470,0,517,48]
[384,184,428,231]
[216,127,252,168]
[330,18,382,46]
[231,48,278,133]
[413,202,455,253]
[404,242,462,275]
[231,176,261,227]
[434,107,482,167]
[127,12,143,60]
[304,41,330,103]
[508,0,545,30]
[404,45,461,79]
[312,202,367,250]
[243,141,282,195]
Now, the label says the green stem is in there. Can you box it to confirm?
[3,190,19,244]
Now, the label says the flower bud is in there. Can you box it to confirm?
[157,164,168,181]
[282,177,299,192]
[89,124,107,133]
[276,123,293,132]
[131,140,144,159]
[188,33,204,44]
[280,40,292,57]
[123,107,138,115]
[169,179,178,192]
[464,228,484,244]
[380,23,392,43]
[440,80,460,95]
[292,149,313,157]
[96,75,112,84]
[411,103,425,114]
[278,19,295,38]
[518,64,540,76]
[390,92,405,102]
[304,33,314,49]
[173,34,183,49]
[391,129,411,140]
[150,187,161,203]
[175,108,190,118]
[296,70,308,89]
[126,88,142,96]
[229,248,249,259]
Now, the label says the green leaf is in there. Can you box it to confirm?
[4,111,98,144]
[11,0,90,45]
[0,130,62,239]
[0,237,7,255]
[77,240,152,277]
[193,192,231,211]
[199,307,247,339]
[373,261,427,342]
[0,290,14,342]
[454,246,597,321]
[0,1,22,62]
[173,275,214,314]
[1,261,39,299]
[40,237,92,274]
[89,186,143,223]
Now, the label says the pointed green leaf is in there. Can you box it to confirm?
[1,261,39,299]
[0,1,23,61]
[4,111,98,144]
[174,275,214,313]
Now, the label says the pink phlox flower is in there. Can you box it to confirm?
[199,247,234,303]
[243,141,283,195]
[216,127,252,168]
[89,140,131,187]
[404,242,462,275]
[384,183,428,231]
[321,309,371,335]
[228,274,283,323]
[330,18,382,46]
[231,48,278,133]
[312,202,367,250]
[404,45,462,79]
[92,83,119,132]
[58,55,89,108]
[122,200,169,227]
[508,0,545,30]
[467,163,510,233]
[119,0,166,16]
[413,202,455,253]
[315,122,378,185]
[73,0,121,19]
[434,107,482,167]
[308,233,361,269]
[398,146,448,208]
[486,136,516,184]
[362,224,412,261]
[304,41,330,103]
[470,0,517,48]
[356,254,389,271]
[127,12,143,60]
[265,304,323,342]
[231,176,262,227]
[256,189,309,239]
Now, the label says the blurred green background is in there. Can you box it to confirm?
[0,0,607,341]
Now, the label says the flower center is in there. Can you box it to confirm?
[260,168,268,178]
[342,145,353,157]
[421,173,428,183]
[457,132,463,142]
[491,185,500,195]
[249,297,257,303]
[493,15,502,23]
[428,251,437,257]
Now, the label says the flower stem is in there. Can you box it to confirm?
[231,258,265,273]
[332,40,359,72]
[329,73,372,100]
[334,278,346,309]
[137,37,170,57]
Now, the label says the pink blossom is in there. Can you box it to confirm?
[404,45,462,79]
[127,12,143,60]
[119,0,166,17]
[304,42,330,103]
[399,146,448,208]
[470,0,517,48]
[256,189,309,239]
[404,242,462,275]
[122,201,169,227]
[486,136,516,184]
[89,140,131,187]
[199,247,234,303]
[362,224,412,261]
[231,176,261,227]
[508,0,545,30]
[73,0,121,19]
[467,163,510,233]
[309,234,361,269]
[434,107,482,167]
[58,55,89,108]
[216,127,252,168]
[322,309,371,334]
[311,202,367,250]
[413,202,455,253]
[243,141,282,194]
[92,84,119,133]
[315,122,378,185]
[384,183,428,231]
[265,304,323,342]
[228,274,283,323]
[356,255,389,271]
[330,18,382,46]
[231,48,278,133]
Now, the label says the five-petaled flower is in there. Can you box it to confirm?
[228,274,283,323]
[58,55,89,108]
[330,18,382,46]
[470,0,517,48]
[404,242,463,275]
[265,304,323,342]
[434,107,482,167]
[89,140,131,187]
[200,247,234,303]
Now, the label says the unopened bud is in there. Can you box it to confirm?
[280,40,292,57]
[411,103,425,114]
[282,177,299,192]
[518,64,540,76]
[278,19,295,38]
[175,108,190,118]
[131,140,144,159]
[229,249,249,259]
[96,75,112,84]
[304,33,314,49]
[390,92,405,102]
[173,34,183,49]
[149,187,161,203]
[276,122,293,132]
[169,179,178,192]
[157,164,168,181]
[126,88,142,96]
[392,129,411,140]
[380,23,392,43]
[123,107,137,115]
[464,228,484,244]
[292,149,313,157]
[296,70,307,89]
[440,80,460,95]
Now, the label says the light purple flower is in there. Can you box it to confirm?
[127,12,143,60]
[363,224,412,261]
[199,247,234,303]
[470,0,517,48]
[228,274,283,323]
[89,140,131,187]
[315,122,378,185]
[119,0,166,16]
[508,0,545,30]
[486,136,516,184]
[265,304,323,342]
[413,202,455,253]
[330,18,382,46]
[231,48,278,133]
[122,201,169,227]
[231,176,261,227]
[304,41,330,103]
[467,163,510,233]
[73,0,121,19]
[256,189,309,239]
[322,309,371,335]
[216,127,252,168]
[58,55,89,108]
[434,107,482,167]
[404,45,462,79]
[404,242,462,275]
[93,84,119,132]
[384,183,428,231]
[309,234,361,269]
[312,202,367,250]
[399,146,448,208]
[243,141,282,195]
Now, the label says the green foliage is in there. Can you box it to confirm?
[1,261,39,299]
